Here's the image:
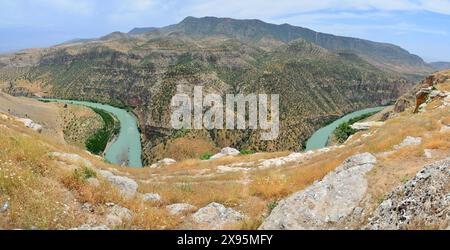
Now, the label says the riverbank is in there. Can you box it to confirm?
[38,98,143,167]
[305,107,385,151]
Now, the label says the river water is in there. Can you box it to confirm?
[40,99,143,167]
[305,107,385,151]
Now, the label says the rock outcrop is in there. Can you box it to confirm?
[350,121,384,130]
[394,136,422,149]
[105,204,133,228]
[149,158,176,168]
[210,147,240,160]
[142,193,161,202]
[50,152,93,167]
[192,202,244,229]
[166,203,196,215]
[259,153,377,230]
[366,158,450,230]
[16,118,43,133]
[98,170,138,197]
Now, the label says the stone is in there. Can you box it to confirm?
[15,118,43,133]
[350,121,384,130]
[105,205,132,228]
[71,224,110,230]
[258,152,305,170]
[394,136,422,150]
[259,153,377,230]
[414,87,432,113]
[149,158,176,168]
[394,99,409,113]
[166,203,196,215]
[424,149,437,159]
[210,147,240,160]
[366,158,450,230]
[192,202,244,229]
[217,165,250,173]
[142,193,161,202]
[1,201,9,213]
[98,170,138,197]
[50,152,92,167]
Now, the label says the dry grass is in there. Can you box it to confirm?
[0,126,83,229]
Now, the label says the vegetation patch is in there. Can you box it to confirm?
[333,112,378,143]
[85,108,120,155]
[199,152,213,160]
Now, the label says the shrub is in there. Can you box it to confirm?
[73,166,97,181]
[240,149,255,155]
[199,152,213,160]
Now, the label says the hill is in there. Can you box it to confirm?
[142,16,433,76]
[430,61,450,71]
[0,16,422,164]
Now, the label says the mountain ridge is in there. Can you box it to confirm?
[127,16,432,76]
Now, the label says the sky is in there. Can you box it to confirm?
[0,0,449,62]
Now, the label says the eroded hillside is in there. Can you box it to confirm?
[0,71,448,230]
[0,24,413,164]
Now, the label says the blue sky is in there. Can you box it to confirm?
[1,0,449,62]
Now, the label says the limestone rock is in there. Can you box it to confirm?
[217,165,250,173]
[166,203,196,215]
[98,170,138,197]
[424,149,437,159]
[394,136,422,149]
[71,224,110,230]
[366,158,450,230]
[259,153,377,230]
[16,118,43,133]
[350,121,384,130]
[210,147,240,160]
[142,193,161,202]
[50,152,92,167]
[258,152,306,169]
[105,205,132,228]
[149,158,176,168]
[192,202,244,229]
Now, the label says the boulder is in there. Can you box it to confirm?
[149,158,176,168]
[259,153,377,230]
[366,158,450,230]
[414,87,432,113]
[192,202,244,229]
[50,152,93,167]
[350,121,384,131]
[258,152,305,169]
[394,98,410,113]
[105,205,132,228]
[16,118,43,133]
[394,136,422,150]
[142,193,161,202]
[217,165,250,173]
[166,203,196,215]
[210,147,240,160]
[98,170,138,197]
[71,224,110,230]
[424,149,437,159]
